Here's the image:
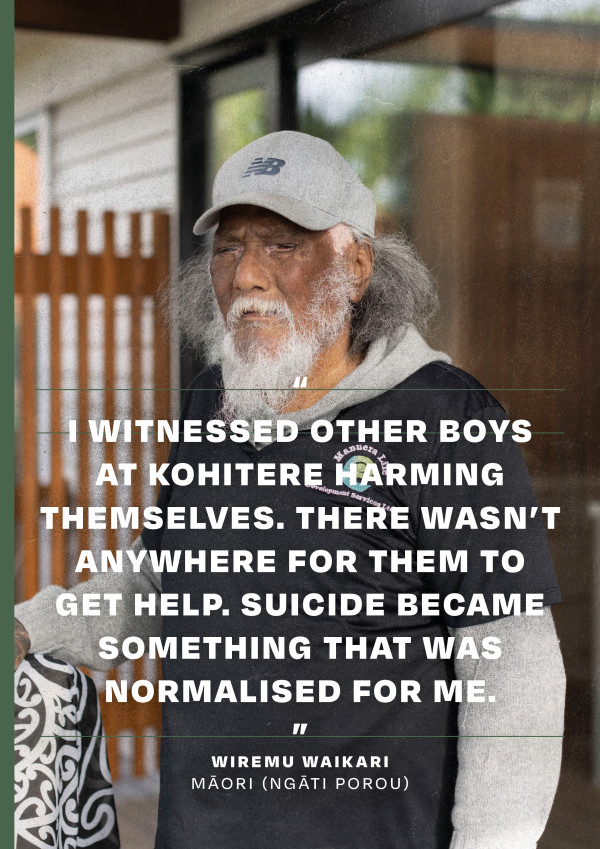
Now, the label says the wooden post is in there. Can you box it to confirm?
[77,211,90,561]
[102,211,119,779]
[130,212,147,776]
[20,207,39,599]
[15,205,172,778]
[49,208,66,587]
[151,213,170,771]
[152,212,171,426]
[102,212,117,554]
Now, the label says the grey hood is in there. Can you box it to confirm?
[261,324,450,442]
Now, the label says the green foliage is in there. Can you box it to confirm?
[492,73,600,123]
[300,66,452,207]
[561,6,600,24]
[16,131,37,153]
[210,89,268,178]
[299,18,599,228]
[463,74,496,114]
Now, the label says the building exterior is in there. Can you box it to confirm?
[14,0,600,844]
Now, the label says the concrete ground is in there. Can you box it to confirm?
[113,775,159,849]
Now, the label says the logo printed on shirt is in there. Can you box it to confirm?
[242,157,286,177]
[342,454,378,492]
[333,445,387,493]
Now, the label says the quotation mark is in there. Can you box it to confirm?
[293,723,307,735]
[293,376,308,388]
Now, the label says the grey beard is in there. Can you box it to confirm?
[217,261,355,421]
[219,329,319,421]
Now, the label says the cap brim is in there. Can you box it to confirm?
[192,192,342,235]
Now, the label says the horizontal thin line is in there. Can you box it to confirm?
[51,93,174,140]
[40,734,564,739]
[56,163,172,199]
[55,128,172,172]
[34,430,565,436]
[34,387,566,392]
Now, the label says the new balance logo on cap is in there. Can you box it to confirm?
[192,131,376,237]
[242,157,286,177]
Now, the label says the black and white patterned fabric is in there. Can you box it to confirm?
[14,654,120,848]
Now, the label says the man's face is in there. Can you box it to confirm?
[210,205,350,355]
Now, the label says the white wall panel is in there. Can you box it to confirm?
[54,102,175,169]
[54,135,175,199]
[53,66,176,137]
[48,65,178,256]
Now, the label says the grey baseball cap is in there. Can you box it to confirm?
[193,131,376,238]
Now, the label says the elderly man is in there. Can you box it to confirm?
[16,131,565,849]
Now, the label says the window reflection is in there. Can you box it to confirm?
[209,88,268,181]
[296,0,599,485]
[299,10,599,236]
[298,14,600,815]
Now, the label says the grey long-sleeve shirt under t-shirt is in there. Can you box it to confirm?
[16,325,565,849]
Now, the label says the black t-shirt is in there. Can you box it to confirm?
[142,361,561,849]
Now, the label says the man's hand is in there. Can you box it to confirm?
[15,618,30,670]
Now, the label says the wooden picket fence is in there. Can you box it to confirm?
[15,207,173,779]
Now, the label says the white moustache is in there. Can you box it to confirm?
[227,296,293,323]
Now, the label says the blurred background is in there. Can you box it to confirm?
[14,1,600,846]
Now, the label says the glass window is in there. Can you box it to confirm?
[181,3,597,840]
[297,1,600,419]
[299,3,600,236]
[491,0,600,22]
[208,88,269,181]
[298,11,600,821]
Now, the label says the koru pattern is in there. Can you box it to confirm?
[14,654,120,848]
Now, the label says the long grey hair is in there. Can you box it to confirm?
[167,228,438,361]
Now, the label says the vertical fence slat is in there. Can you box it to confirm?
[130,213,148,776]
[102,212,119,780]
[77,212,90,561]
[16,206,171,780]
[152,212,171,772]
[20,208,39,599]
[152,213,171,425]
[130,213,143,519]
[103,212,117,555]
[49,208,67,587]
